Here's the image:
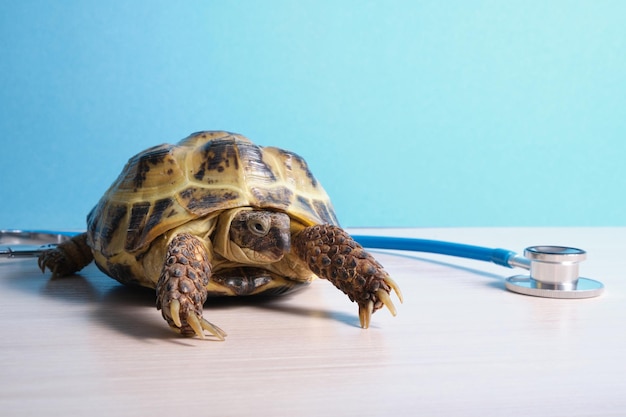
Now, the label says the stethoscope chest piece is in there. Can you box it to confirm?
[505,246,604,299]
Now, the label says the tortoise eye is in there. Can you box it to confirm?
[248,218,270,236]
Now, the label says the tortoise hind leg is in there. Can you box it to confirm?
[292,225,403,328]
[155,233,227,340]
[38,232,93,277]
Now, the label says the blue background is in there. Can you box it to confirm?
[1,1,625,230]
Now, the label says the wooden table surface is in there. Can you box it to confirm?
[1,227,624,417]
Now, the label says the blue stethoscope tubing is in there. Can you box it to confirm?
[352,235,518,268]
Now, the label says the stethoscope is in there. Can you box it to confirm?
[0,230,605,299]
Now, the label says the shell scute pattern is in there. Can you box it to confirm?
[258,146,336,225]
[192,137,241,178]
[117,144,183,193]
[88,131,338,265]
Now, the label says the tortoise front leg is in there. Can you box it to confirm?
[155,233,226,340]
[292,225,403,328]
[38,232,93,277]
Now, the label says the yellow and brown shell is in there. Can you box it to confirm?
[86,131,338,285]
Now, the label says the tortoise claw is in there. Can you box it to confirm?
[187,313,206,340]
[385,275,404,304]
[358,300,374,329]
[376,289,397,316]
[185,313,227,341]
[170,299,182,327]
[359,286,400,329]
[164,299,226,341]
[201,317,227,341]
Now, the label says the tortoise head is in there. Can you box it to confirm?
[228,209,291,263]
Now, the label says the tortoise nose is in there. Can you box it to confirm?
[268,229,290,260]
[277,230,291,253]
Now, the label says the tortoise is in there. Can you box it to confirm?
[38,131,402,339]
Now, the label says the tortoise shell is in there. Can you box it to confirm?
[86,131,339,289]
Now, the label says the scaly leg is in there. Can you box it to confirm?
[38,232,93,277]
[155,233,227,340]
[292,225,403,328]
